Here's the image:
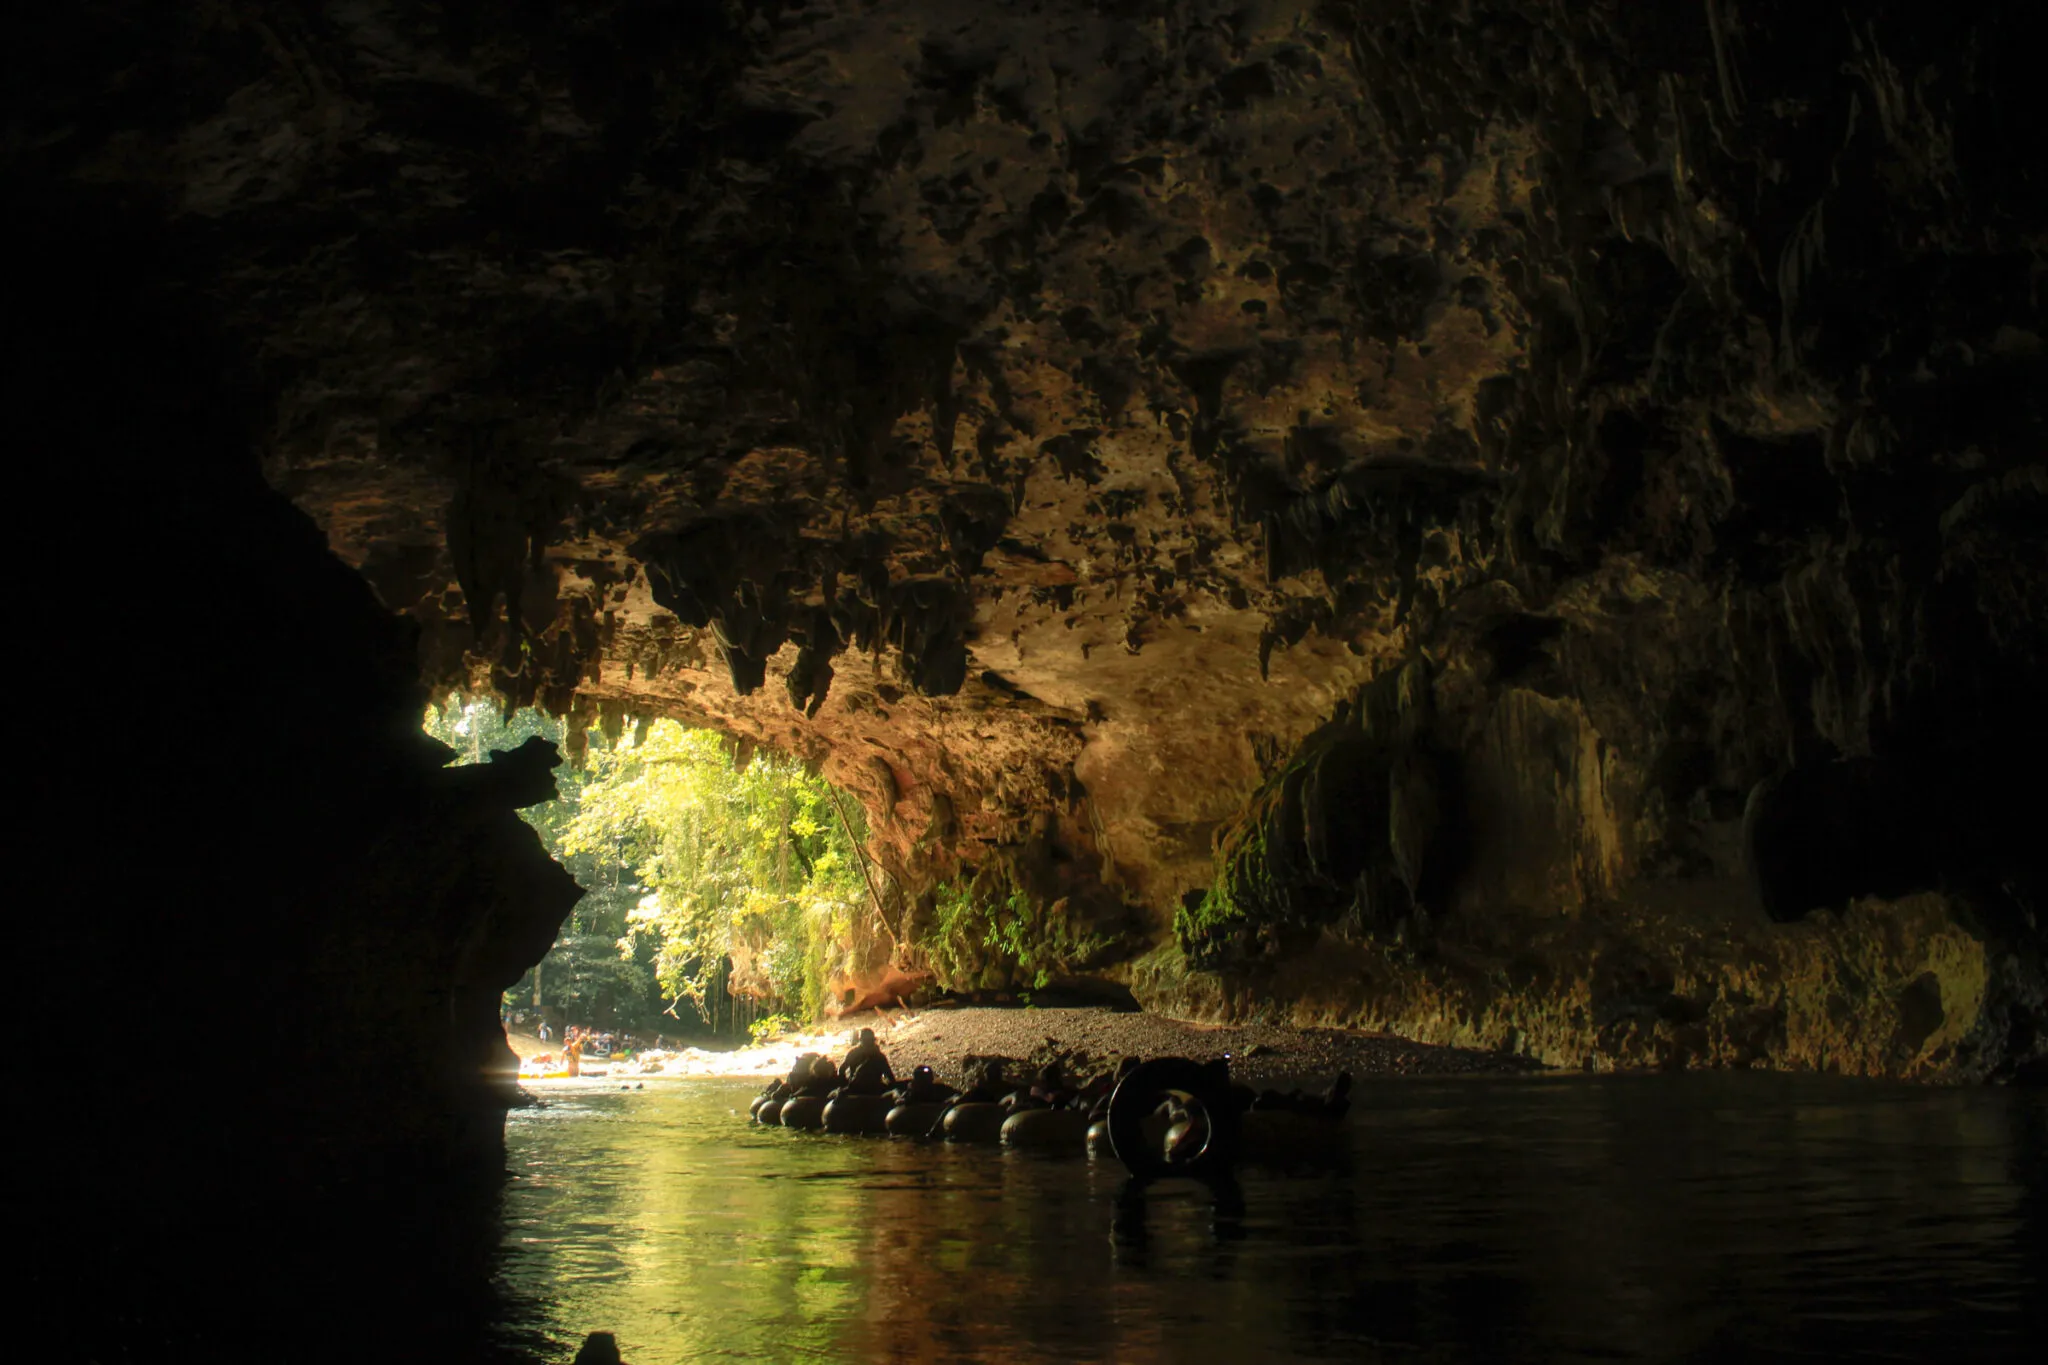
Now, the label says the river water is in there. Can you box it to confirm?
[494,1074,2044,1363]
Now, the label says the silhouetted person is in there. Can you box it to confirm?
[1030,1060,1076,1108]
[896,1064,954,1105]
[795,1056,839,1098]
[1203,1054,1257,1112]
[953,1058,1009,1105]
[840,1027,896,1092]
[1085,1056,1142,1119]
[772,1052,821,1100]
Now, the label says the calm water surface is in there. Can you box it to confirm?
[495,1074,2045,1363]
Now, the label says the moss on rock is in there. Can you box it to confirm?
[1178,665,1455,969]
[1146,890,2040,1082]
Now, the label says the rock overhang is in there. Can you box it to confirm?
[45,0,2044,1077]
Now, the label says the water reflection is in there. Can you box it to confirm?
[497,1074,2044,1362]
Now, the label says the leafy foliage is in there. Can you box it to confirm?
[425,702,877,1028]
[921,873,1112,993]
[560,721,872,1023]
[424,700,1101,1029]
[747,1013,797,1043]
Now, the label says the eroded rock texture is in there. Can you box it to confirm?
[21,1,2044,1080]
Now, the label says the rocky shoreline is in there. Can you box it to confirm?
[522,1006,1545,1091]
[880,1006,1546,1089]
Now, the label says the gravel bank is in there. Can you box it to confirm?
[558,1007,1546,1089]
[876,1006,1543,1088]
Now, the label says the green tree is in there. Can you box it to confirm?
[561,722,873,1023]
[422,701,877,1031]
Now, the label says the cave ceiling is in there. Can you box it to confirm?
[45,0,2044,1020]
[217,0,1569,904]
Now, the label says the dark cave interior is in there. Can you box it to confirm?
[10,2,2045,1359]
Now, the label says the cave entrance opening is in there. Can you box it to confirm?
[424,697,877,1051]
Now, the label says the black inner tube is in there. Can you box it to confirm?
[1105,1057,1241,1182]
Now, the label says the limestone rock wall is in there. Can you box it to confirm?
[1140,890,2026,1081]
[19,0,2044,1080]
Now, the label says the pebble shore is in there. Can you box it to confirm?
[530,1006,1547,1089]
[876,1006,1544,1088]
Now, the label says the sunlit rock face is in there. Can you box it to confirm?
[39,1,2043,1077]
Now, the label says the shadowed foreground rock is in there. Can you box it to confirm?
[13,182,580,1363]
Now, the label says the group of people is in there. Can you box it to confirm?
[561,1026,654,1059]
[525,1025,671,1078]
[507,1006,670,1055]
[754,1028,1354,1126]
[757,1028,911,1105]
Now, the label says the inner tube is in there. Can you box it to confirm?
[1085,1119,1114,1156]
[753,1097,784,1125]
[822,1094,893,1135]
[885,1102,947,1137]
[779,1096,827,1130]
[1000,1108,1091,1150]
[942,1102,1007,1143]
[1106,1057,1240,1181]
